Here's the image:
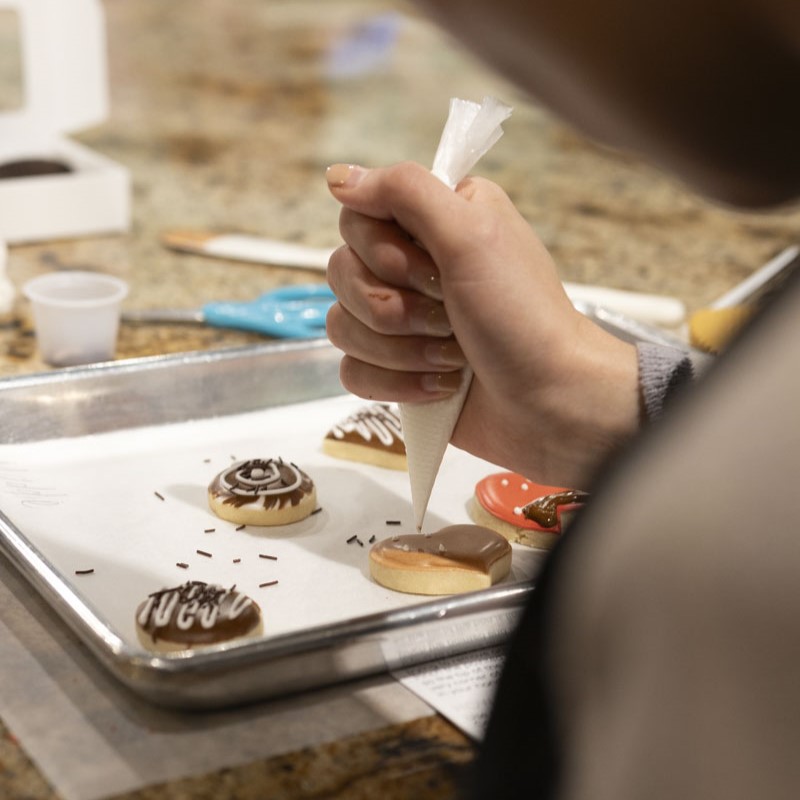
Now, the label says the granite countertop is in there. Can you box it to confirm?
[2,0,798,379]
[0,715,474,800]
[1,0,799,798]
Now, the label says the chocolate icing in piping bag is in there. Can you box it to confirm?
[400,96,512,532]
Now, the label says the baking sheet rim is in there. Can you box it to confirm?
[0,342,535,708]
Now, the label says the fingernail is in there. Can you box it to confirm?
[411,302,452,336]
[326,163,366,188]
[421,370,464,394]
[410,269,443,301]
[424,339,466,367]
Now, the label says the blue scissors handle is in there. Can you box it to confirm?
[202,284,336,339]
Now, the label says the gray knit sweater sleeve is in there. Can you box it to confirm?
[637,342,697,420]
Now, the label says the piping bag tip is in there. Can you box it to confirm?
[402,365,473,533]
[400,95,512,530]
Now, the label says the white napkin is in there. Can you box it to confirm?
[400,96,512,531]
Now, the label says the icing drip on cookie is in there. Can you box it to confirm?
[522,490,590,528]
[475,472,582,532]
[136,581,260,646]
[211,458,313,509]
[327,404,405,455]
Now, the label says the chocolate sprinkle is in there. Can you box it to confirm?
[196,549,212,558]
[356,538,364,547]
[176,562,189,569]
[259,553,278,561]
[259,580,279,588]
[235,524,246,531]
[368,535,376,544]
[154,491,165,501]
[74,568,94,575]
[346,535,358,544]
[311,507,323,516]
[386,520,401,526]
[204,528,215,533]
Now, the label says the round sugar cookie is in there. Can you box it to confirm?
[468,472,587,550]
[323,403,407,470]
[369,524,512,595]
[135,581,262,652]
[208,458,316,526]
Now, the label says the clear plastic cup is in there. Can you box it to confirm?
[23,271,128,367]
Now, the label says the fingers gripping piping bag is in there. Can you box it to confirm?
[401,96,513,532]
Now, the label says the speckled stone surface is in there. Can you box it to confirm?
[0,715,474,800]
[1,0,798,377]
[0,0,799,797]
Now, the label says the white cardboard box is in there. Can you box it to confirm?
[0,0,130,243]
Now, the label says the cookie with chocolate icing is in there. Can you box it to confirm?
[468,471,586,550]
[323,403,406,470]
[135,581,262,652]
[0,158,72,179]
[208,458,316,526]
[369,524,512,595]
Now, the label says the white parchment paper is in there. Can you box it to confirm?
[0,393,544,799]
[0,393,541,650]
[395,645,507,741]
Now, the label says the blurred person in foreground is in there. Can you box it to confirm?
[324,1,800,798]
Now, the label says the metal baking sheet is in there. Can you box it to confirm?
[0,341,539,709]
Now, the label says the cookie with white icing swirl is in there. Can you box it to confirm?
[323,403,406,470]
[135,581,262,652]
[208,458,316,526]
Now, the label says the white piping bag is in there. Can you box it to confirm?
[400,96,513,532]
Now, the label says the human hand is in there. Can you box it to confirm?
[325,161,640,487]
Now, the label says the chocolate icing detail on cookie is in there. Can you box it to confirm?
[326,403,405,455]
[211,458,313,509]
[136,580,260,646]
[371,524,510,574]
[522,490,590,528]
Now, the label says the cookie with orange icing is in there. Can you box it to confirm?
[468,472,587,550]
